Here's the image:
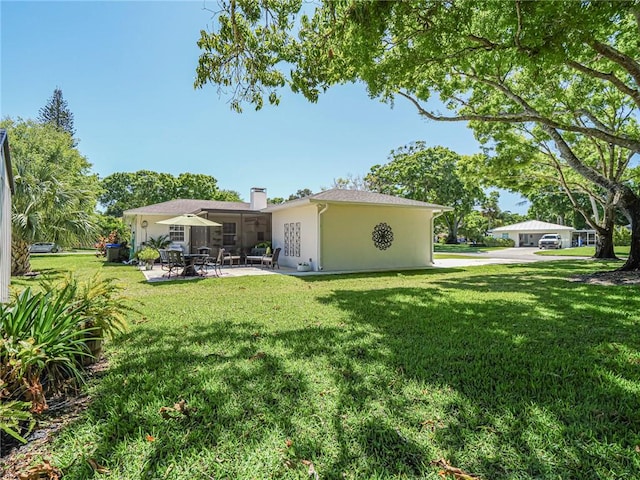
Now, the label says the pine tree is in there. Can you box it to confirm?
[38,87,75,138]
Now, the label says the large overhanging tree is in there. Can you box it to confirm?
[195,0,640,270]
[366,143,485,244]
[2,118,99,275]
[467,121,632,259]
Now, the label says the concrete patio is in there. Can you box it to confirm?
[139,263,314,282]
[137,247,589,282]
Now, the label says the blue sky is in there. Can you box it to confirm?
[1,0,528,213]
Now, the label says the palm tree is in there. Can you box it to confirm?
[4,119,98,275]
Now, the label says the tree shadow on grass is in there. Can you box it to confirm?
[53,263,640,478]
[309,267,640,478]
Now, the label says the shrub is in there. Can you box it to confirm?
[0,287,98,410]
[483,236,515,247]
[42,273,134,340]
[614,225,632,246]
[94,230,120,257]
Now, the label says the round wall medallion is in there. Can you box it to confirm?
[372,222,394,250]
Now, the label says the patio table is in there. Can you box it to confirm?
[182,254,208,276]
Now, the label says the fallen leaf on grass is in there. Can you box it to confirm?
[18,459,62,480]
[146,434,156,442]
[301,459,319,480]
[431,458,480,480]
[249,352,266,361]
[285,438,293,448]
[159,399,196,419]
[87,458,110,474]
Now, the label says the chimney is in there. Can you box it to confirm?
[250,187,267,210]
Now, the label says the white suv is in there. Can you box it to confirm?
[538,234,562,249]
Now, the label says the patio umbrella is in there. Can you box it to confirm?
[156,214,222,253]
[156,214,222,227]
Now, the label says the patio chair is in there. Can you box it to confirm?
[223,249,241,267]
[194,254,209,276]
[261,247,281,269]
[206,248,224,277]
[165,250,186,278]
[158,249,170,271]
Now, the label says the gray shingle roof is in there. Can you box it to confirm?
[266,189,452,211]
[123,199,252,216]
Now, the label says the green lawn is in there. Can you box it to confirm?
[9,255,640,479]
[433,253,485,259]
[535,246,631,257]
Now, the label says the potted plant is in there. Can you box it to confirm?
[137,247,160,270]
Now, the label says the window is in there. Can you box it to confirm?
[257,231,265,242]
[502,233,509,240]
[223,222,236,246]
[169,225,184,242]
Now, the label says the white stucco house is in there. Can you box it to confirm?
[491,220,574,248]
[266,189,452,271]
[123,188,452,272]
[1,129,15,303]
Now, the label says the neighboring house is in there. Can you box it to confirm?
[123,188,271,255]
[265,189,452,271]
[492,220,574,248]
[125,188,452,272]
[0,129,15,303]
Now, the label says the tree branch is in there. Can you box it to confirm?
[397,89,640,153]
[588,40,640,88]
[542,125,617,193]
[567,60,640,108]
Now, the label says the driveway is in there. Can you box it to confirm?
[433,247,587,268]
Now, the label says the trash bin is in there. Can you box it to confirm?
[106,243,122,262]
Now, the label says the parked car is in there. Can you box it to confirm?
[538,234,562,249]
[29,242,59,253]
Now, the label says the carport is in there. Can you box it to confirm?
[491,220,575,248]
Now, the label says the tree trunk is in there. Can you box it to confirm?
[622,218,640,271]
[594,229,616,259]
[617,192,640,271]
[11,239,31,276]
[593,204,617,259]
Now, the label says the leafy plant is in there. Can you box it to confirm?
[0,400,35,444]
[42,273,135,340]
[136,247,160,263]
[146,234,171,250]
[0,287,97,410]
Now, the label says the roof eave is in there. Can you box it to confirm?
[308,198,453,210]
[1,130,14,194]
